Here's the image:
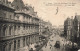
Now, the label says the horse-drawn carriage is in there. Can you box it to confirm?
[54,41,60,48]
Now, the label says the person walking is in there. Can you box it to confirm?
[29,48,33,51]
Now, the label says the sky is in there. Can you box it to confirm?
[8,0,80,26]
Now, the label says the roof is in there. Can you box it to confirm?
[75,15,80,22]
[0,4,15,12]
[15,11,32,17]
[12,0,25,10]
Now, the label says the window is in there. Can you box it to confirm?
[23,26,25,30]
[14,26,16,31]
[16,15,19,20]
[16,6,19,10]
[10,15,11,19]
[9,27,12,35]
[18,26,20,30]
[9,44,11,51]
[0,27,1,37]
[18,40,20,48]
[14,40,16,51]
[3,26,6,36]
[23,38,25,47]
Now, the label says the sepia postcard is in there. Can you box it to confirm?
[0,0,80,51]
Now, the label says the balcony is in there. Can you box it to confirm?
[0,17,21,23]
[0,34,29,41]
[0,31,39,41]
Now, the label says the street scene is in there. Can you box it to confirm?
[41,34,66,51]
[0,0,80,51]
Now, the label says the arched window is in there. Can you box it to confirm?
[14,40,16,51]
[23,38,25,47]
[0,25,2,37]
[9,44,11,51]
[3,26,6,36]
[18,40,20,48]
[14,25,16,32]
[16,6,19,10]
[18,26,20,30]
[9,26,12,35]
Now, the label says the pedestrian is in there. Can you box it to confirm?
[29,48,33,51]
[63,44,64,46]
[45,45,46,48]
[50,46,51,49]
[46,43,47,46]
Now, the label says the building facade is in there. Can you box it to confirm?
[64,17,73,40]
[0,0,53,51]
[73,15,80,42]
[39,20,53,37]
[0,0,40,51]
[64,15,80,43]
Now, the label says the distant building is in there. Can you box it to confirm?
[58,25,64,35]
[39,20,53,37]
[73,15,80,42]
[64,17,73,40]
[64,15,80,43]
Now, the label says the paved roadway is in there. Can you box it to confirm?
[40,34,67,51]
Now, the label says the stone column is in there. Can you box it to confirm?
[3,43,6,51]
[25,37,26,46]
[26,37,28,46]
[1,26,3,37]
[30,36,31,44]
[11,40,14,51]
[33,35,35,43]
[8,25,11,36]
[6,43,9,51]
[13,25,15,36]
[16,40,18,51]
[28,36,30,45]
[10,26,12,36]
[0,43,5,51]
[6,26,9,36]
[15,25,18,35]
[16,26,18,35]
[20,37,23,48]
[32,36,34,44]
[0,26,2,37]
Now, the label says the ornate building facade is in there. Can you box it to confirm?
[0,0,53,51]
[0,0,40,51]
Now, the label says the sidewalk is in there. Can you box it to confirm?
[16,38,48,51]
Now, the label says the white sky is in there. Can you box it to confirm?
[8,0,80,26]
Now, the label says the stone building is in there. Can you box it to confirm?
[64,17,73,40]
[0,0,53,51]
[64,15,80,43]
[0,0,40,51]
[73,15,80,42]
[39,20,53,37]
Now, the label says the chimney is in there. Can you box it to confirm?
[71,16,73,19]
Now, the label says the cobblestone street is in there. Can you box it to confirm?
[40,34,67,51]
